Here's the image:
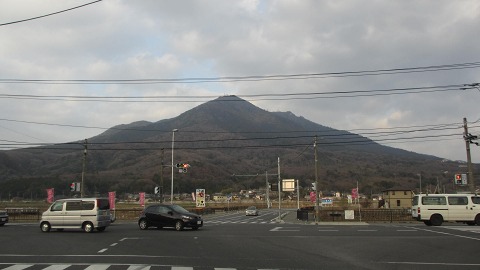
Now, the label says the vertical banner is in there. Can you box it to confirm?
[46,188,54,203]
[351,188,358,199]
[309,191,316,202]
[139,192,145,207]
[195,189,205,208]
[108,191,116,210]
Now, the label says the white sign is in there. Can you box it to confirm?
[344,210,355,220]
[195,189,205,208]
[282,179,296,192]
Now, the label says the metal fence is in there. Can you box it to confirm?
[5,207,412,223]
[298,208,413,222]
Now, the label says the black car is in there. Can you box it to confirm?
[138,204,203,231]
[0,209,8,226]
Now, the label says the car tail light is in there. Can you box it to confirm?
[417,207,420,214]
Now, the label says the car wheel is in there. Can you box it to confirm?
[138,219,149,230]
[475,214,480,226]
[83,222,94,233]
[175,220,184,231]
[40,222,51,232]
[430,214,443,226]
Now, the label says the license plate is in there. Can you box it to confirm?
[197,220,202,225]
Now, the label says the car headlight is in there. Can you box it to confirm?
[182,215,193,221]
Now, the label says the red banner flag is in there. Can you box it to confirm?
[351,188,358,199]
[108,191,116,210]
[46,188,54,203]
[139,192,145,206]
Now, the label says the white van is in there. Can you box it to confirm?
[40,198,111,232]
[412,193,480,226]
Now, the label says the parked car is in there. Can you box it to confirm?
[0,210,8,226]
[138,204,203,231]
[245,206,259,216]
[40,198,111,233]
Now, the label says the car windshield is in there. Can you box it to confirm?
[247,206,256,210]
[170,204,190,214]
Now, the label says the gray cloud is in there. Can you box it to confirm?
[1,0,479,162]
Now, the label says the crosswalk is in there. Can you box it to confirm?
[0,264,280,270]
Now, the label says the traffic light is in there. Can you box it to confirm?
[455,174,462,185]
[181,163,190,173]
[176,163,190,173]
[70,183,75,191]
[311,183,317,191]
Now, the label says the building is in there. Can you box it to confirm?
[382,189,414,209]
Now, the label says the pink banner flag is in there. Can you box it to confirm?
[46,188,54,203]
[139,192,145,206]
[108,191,116,210]
[351,188,358,199]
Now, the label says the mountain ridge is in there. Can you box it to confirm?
[0,95,469,199]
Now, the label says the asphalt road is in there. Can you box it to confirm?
[1,209,480,270]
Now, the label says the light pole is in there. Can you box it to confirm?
[171,129,178,204]
[418,173,422,194]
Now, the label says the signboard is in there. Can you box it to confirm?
[282,179,296,192]
[195,189,206,208]
[321,198,333,205]
[344,210,355,220]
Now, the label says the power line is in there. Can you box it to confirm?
[0,0,103,26]
[0,84,474,103]
[1,62,479,84]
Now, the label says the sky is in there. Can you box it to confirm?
[1,0,480,163]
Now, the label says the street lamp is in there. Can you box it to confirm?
[171,129,178,204]
[417,173,422,194]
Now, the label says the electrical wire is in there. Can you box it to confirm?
[0,0,103,26]
[1,62,479,84]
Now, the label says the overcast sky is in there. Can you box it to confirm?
[1,0,479,163]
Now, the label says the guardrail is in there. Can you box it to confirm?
[297,208,412,222]
[3,207,412,223]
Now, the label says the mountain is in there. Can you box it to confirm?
[0,96,471,199]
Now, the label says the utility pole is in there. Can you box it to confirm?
[277,157,281,221]
[80,139,87,198]
[160,148,164,202]
[314,136,320,224]
[463,117,476,193]
[265,170,271,208]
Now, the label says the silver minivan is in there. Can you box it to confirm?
[40,198,111,233]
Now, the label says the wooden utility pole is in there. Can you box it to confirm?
[160,148,164,202]
[314,136,320,223]
[463,118,476,193]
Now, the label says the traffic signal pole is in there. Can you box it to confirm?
[80,139,87,198]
